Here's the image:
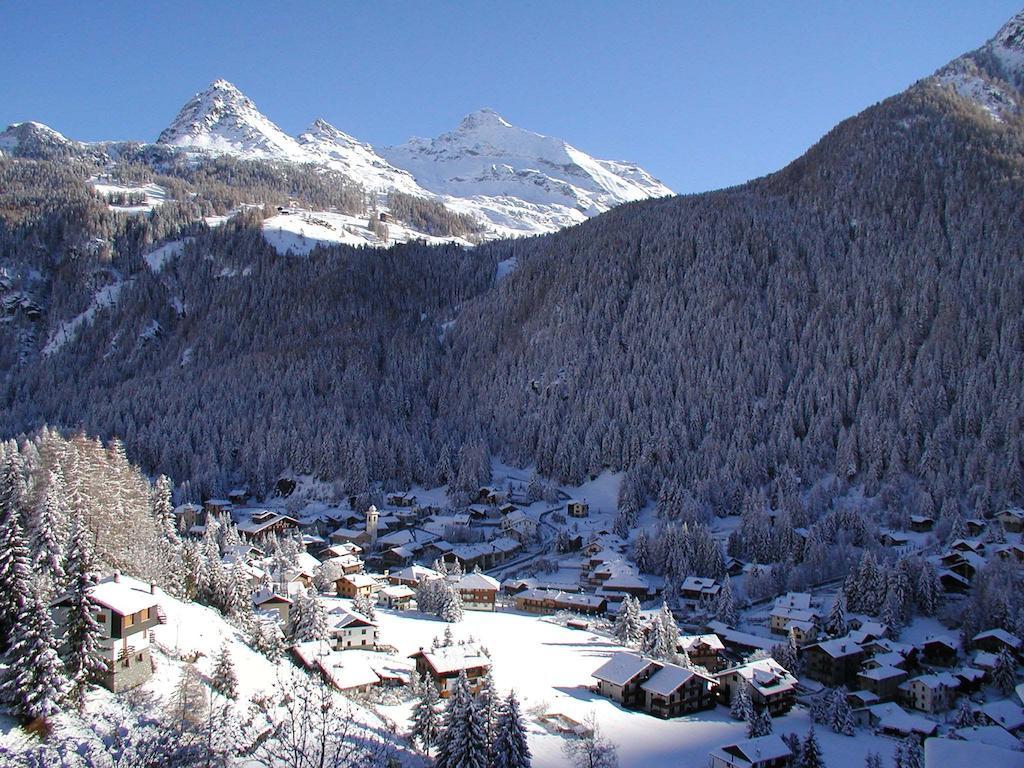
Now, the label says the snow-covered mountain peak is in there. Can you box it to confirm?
[298,117,366,152]
[456,108,513,131]
[990,10,1024,79]
[156,79,307,161]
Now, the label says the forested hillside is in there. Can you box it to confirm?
[2,50,1023,525]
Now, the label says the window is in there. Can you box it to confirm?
[123,613,134,628]
[140,608,150,621]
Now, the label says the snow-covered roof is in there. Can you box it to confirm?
[923,737,1022,768]
[950,725,1023,751]
[859,665,906,681]
[390,565,442,582]
[457,572,500,591]
[329,606,376,629]
[413,643,490,675]
[978,699,1024,730]
[679,633,725,653]
[592,652,656,686]
[706,621,775,652]
[809,636,863,659]
[88,578,159,616]
[338,573,378,588]
[865,703,937,736]
[921,634,958,650]
[773,592,812,610]
[973,628,1023,649]
[380,585,415,599]
[640,663,705,696]
[709,735,792,767]
[253,589,292,605]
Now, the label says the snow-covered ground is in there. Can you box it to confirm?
[261,209,473,255]
[370,604,901,768]
[89,179,168,213]
[42,281,125,356]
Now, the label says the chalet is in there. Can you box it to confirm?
[939,569,970,594]
[803,637,865,687]
[567,500,589,518]
[640,663,718,718]
[714,658,798,716]
[389,565,443,588]
[709,735,794,768]
[386,492,418,508]
[382,546,417,567]
[204,498,232,517]
[52,574,162,693]
[253,589,292,624]
[329,526,373,548]
[318,542,363,560]
[592,652,659,708]
[964,518,987,537]
[514,588,607,615]
[335,573,377,599]
[410,643,491,697]
[724,557,746,577]
[973,650,1001,674]
[678,633,726,672]
[769,602,818,636]
[456,572,500,611]
[324,553,365,576]
[377,584,415,610]
[953,665,986,693]
[948,551,987,581]
[501,510,539,543]
[909,515,934,533]
[475,486,507,506]
[900,672,959,714]
[228,488,248,505]
[976,700,1024,733]
[995,507,1024,534]
[173,502,205,534]
[972,629,1023,657]
[293,643,380,693]
[327,607,378,650]
[919,635,959,667]
[705,621,776,657]
[848,621,889,645]
[855,702,937,739]
[950,538,985,555]
[881,531,912,549]
[993,542,1024,564]
[679,576,721,605]
[857,665,908,702]
[597,573,653,602]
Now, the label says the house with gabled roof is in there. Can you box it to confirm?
[803,636,865,687]
[679,633,726,671]
[714,658,797,716]
[410,643,491,697]
[592,652,659,708]
[709,734,793,768]
[640,663,718,718]
[995,507,1024,533]
[327,606,378,650]
[335,573,378,599]
[253,589,293,624]
[455,572,500,611]
[899,672,959,714]
[972,628,1022,657]
[52,573,163,693]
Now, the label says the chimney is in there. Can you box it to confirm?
[113,571,121,582]
[150,583,157,594]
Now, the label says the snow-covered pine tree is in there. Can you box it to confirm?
[288,589,327,643]
[747,706,773,738]
[1,584,69,721]
[798,725,823,768]
[436,670,487,768]
[864,753,882,768]
[730,685,753,721]
[353,592,377,621]
[439,582,464,623]
[825,592,847,637]
[991,646,1017,695]
[30,468,69,594]
[827,688,854,735]
[411,678,442,753]
[952,696,975,729]
[61,513,104,710]
[210,641,238,700]
[713,576,739,625]
[492,690,531,768]
[894,736,922,768]
[642,603,680,663]
[613,595,643,648]
[477,668,499,758]
[0,457,32,648]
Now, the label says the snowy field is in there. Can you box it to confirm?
[369,604,903,768]
[261,209,474,254]
[88,179,168,213]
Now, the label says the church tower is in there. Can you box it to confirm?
[366,504,379,547]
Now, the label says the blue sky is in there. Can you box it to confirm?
[1,1,1020,193]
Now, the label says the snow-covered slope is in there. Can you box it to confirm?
[157,79,309,161]
[932,11,1024,121]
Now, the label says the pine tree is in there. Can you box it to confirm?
[894,736,922,768]
[0,459,32,648]
[477,668,499,760]
[411,678,442,753]
[798,725,823,768]
[991,646,1017,695]
[643,603,680,663]
[492,690,531,768]
[714,576,739,625]
[828,687,854,735]
[1,584,69,721]
[613,595,643,648]
[952,697,975,729]
[288,589,327,643]
[436,671,488,768]
[439,582,464,623]
[730,685,753,721]
[826,592,847,637]
[864,753,882,768]
[353,592,377,621]
[210,641,238,700]
[30,468,69,593]
[747,706,773,738]
[61,514,104,710]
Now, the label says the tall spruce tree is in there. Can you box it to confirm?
[411,678,442,753]
[61,514,104,710]
[0,457,32,648]
[492,691,531,768]
[1,584,69,721]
